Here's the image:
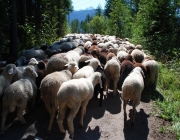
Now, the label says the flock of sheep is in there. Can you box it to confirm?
[0,33,159,139]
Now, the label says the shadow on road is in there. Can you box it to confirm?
[123,108,149,140]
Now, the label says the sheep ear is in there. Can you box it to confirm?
[33,71,38,77]
[85,60,91,63]
[8,68,14,75]
[75,65,79,70]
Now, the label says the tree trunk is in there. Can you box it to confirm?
[9,0,18,59]
[20,0,26,24]
[57,1,62,36]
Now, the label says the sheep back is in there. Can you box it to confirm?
[46,53,68,74]
[3,78,37,112]
[122,67,144,106]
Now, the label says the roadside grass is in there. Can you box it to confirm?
[152,60,180,139]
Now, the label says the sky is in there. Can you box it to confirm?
[72,0,106,11]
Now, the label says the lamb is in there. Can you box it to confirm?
[104,56,120,96]
[57,72,102,139]
[73,58,101,79]
[142,59,159,92]
[122,67,145,126]
[40,61,79,134]
[0,65,38,134]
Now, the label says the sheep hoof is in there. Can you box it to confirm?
[69,134,74,139]
[79,124,83,128]
[60,130,66,134]
[47,130,51,134]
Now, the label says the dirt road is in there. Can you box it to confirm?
[0,90,176,140]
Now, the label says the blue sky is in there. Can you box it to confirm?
[72,0,106,11]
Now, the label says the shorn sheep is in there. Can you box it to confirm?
[0,65,38,134]
[40,61,79,134]
[122,67,145,126]
[57,72,102,139]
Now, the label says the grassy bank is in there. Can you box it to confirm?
[152,60,180,139]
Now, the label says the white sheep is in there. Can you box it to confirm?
[0,65,38,134]
[73,58,101,79]
[57,72,102,139]
[104,56,120,96]
[84,41,92,49]
[122,67,145,126]
[40,61,79,134]
[117,51,128,63]
[0,64,18,98]
[142,59,159,92]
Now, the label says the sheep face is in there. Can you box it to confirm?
[2,64,17,75]
[64,61,79,75]
[85,58,102,70]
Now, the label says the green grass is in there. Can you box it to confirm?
[152,61,180,139]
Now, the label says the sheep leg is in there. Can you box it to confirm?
[106,78,110,95]
[99,88,103,107]
[17,107,26,124]
[31,95,36,108]
[80,100,89,127]
[57,102,67,134]
[47,104,58,134]
[123,100,127,123]
[0,107,9,134]
[67,105,80,139]
[131,103,136,126]
[113,80,118,97]
[45,101,52,115]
